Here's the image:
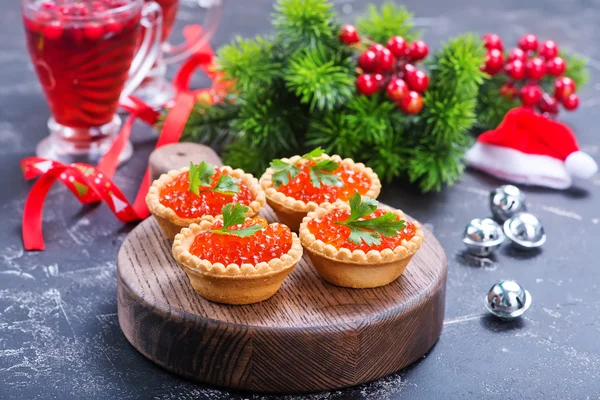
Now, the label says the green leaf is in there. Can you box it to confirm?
[336,193,406,246]
[348,229,381,246]
[189,161,216,195]
[346,193,378,223]
[310,160,343,188]
[303,147,325,160]
[271,159,301,188]
[221,203,248,229]
[212,175,240,195]
[212,203,264,238]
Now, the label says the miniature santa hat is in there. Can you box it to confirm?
[466,107,598,189]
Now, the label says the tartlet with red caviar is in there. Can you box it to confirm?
[147,161,266,240]
[259,148,381,231]
[172,204,303,305]
[299,194,424,288]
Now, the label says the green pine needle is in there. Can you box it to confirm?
[285,45,354,111]
[475,75,519,131]
[357,3,420,44]
[217,36,281,93]
[273,0,335,49]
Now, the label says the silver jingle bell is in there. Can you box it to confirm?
[485,280,532,319]
[463,218,505,256]
[503,212,547,249]
[490,185,527,222]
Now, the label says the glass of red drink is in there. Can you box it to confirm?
[22,0,163,164]
[132,0,221,108]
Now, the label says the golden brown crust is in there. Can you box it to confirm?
[259,154,382,214]
[146,165,266,239]
[298,201,424,265]
[172,219,303,278]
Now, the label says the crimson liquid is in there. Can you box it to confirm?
[150,0,179,42]
[23,0,142,128]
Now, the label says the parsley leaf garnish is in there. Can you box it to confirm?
[270,147,343,189]
[188,161,240,196]
[210,203,263,238]
[270,159,300,188]
[335,193,406,246]
[188,161,215,195]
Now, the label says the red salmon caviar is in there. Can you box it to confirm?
[159,170,254,219]
[189,218,293,265]
[307,209,416,252]
[276,161,372,203]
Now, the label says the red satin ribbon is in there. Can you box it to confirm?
[21,26,224,251]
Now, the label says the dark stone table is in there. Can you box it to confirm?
[2,0,600,398]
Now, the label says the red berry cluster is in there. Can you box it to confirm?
[482,33,579,116]
[339,25,430,115]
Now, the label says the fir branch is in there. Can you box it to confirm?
[217,36,281,93]
[414,34,486,191]
[306,112,361,158]
[475,75,519,131]
[357,3,420,44]
[273,0,336,50]
[345,93,403,146]
[174,99,240,146]
[408,142,469,192]
[285,45,354,111]
[562,51,589,89]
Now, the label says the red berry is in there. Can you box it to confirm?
[483,33,503,51]
[505,60,526,80]
[373,73,385,86]
[507,48,527,63]
[546,57,566,76]
[376,48,394,73]
[539,93,559,114]
[405,69,429,92]
[518,34,539,52]
[403,63,416,75]
[520,84,542,106]
[84,22,105,40]
[72,3,89,16]
[339,24,360,44]
[407,40,429,61]
[356,74,380,96]
[386,78,409,101]
[398,91,424,114]
[484,49,504,74]
[369,43,385,55]
[554,76,576,100]
[386,36,407,58]
[42,20,63,40]
[562,93,580,111]
[499,83,518,99]
[358,50,378,73]
[526,57,546,80]
[539,40,559,59]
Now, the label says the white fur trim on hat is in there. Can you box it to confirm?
[466,142,571,189]
[565,151,598,179]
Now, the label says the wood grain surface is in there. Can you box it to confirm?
[117,206,447,393]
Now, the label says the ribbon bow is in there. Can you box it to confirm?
[21,26,226,251]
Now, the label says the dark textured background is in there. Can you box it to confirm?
[2,0,600,399]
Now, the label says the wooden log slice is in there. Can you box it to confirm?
[117,206,447,393]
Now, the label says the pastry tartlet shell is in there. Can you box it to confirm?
[172,218,303,305]
[146,166,266,240]
[259,154,381,232]
[299,202,424,289]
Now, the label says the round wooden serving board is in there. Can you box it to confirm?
[117,206,447,393]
